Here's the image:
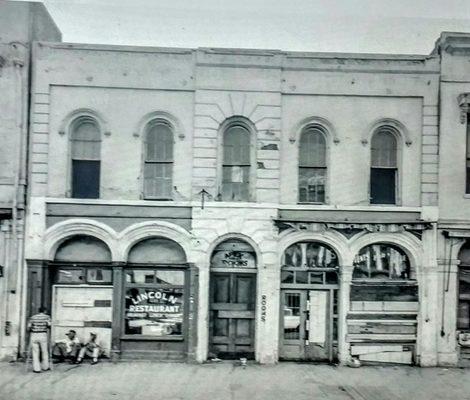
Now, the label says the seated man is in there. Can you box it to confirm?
[76,332,102,365]
[52,330,81,363]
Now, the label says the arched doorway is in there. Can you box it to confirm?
[350,243,417,365]
[279,241,339,362]
[458,242,470,362]
[209,239,257,360]
[51,235,113,357]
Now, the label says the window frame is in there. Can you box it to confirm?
[142,119,175,201]
[369,126,402,206]
[465,113,470,194]
[68,116,102,199]
[122,266,189,341]
[217,118,257,202]
[297,124,329,204]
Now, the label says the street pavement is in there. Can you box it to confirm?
[0,361,469,400]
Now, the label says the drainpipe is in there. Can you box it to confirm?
[11,42,27,357]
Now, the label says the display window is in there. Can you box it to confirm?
[54,266,113,284]
[124,268,185,338]
[353,243,414,281]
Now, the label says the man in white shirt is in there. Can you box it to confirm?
[52,329,81,363]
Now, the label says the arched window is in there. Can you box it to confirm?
[298,125,327,203]
[71,117,101,198]
[221,123,252,201]
[353,243,414,281]
[281,241,338,284]
[53,235,112,284]
[370,129,398,204]
[144,121,174,199]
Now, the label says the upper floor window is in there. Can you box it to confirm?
[370,129,398,204]
[466,113,470,194]
[143,121,174,200]
[221,123,252,201]
[71,117,101,199]
[298,125,327,203]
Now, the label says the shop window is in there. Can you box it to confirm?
[281,241,339,285]
[370,129,398,204]
[298,125,327,203]
[282,242,338,269]
[70,117,101,199]
[221,123,253,202]
[143,121,174,200]
[458,242,470,330]
[353,243,413,281]
[55,267,112,285]
[351,244,417,302]
[124,269,185,337]
[466,113,470,194]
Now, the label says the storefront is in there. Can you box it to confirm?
[27,234,197,361]
[208,239,257,360]
[457,241,470,364]
[279,241,339,362]
[348,243,418,365]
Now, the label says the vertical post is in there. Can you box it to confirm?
[111,264,123,362]
[187,264,199,362]
[338,267,352,365]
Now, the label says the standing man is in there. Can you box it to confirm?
[27,307,51,373]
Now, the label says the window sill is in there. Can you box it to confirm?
[463,194,470,199]
[120,335,183,342]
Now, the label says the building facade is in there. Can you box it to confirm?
[435,33,470,367]
[23,39,442,366]
[0,1,60,360]
[1,1,469,367]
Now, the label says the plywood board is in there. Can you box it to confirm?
[359,351,412,364]
[308,291,327,343]
[351,345,404,356]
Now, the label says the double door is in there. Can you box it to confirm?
[209,272,256,359]
[280,289,337,361]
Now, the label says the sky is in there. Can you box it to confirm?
[19,0,470,54]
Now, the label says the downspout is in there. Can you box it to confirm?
[10,41,28,356]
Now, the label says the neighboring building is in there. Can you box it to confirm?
[435,33,470,367]
[0,0,468,367]
[0,1,60,360]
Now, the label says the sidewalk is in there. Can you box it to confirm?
[0,361,469,400]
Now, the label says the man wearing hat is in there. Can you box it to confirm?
[76,332,102,365]
[52,329,81,363]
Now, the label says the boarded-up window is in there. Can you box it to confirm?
[222,124,251,201]
[71,118,101,198]
[144,122,174,199]
[299,126,326,203]
[370,129,397,204]
[466,114,470,194]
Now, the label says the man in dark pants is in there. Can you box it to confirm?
[27,307,51,373]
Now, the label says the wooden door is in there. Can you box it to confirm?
[209,273,256,359]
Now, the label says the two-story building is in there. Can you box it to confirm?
[22,35,443,366]
[434,33,470,367]
[0,1,60,360]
